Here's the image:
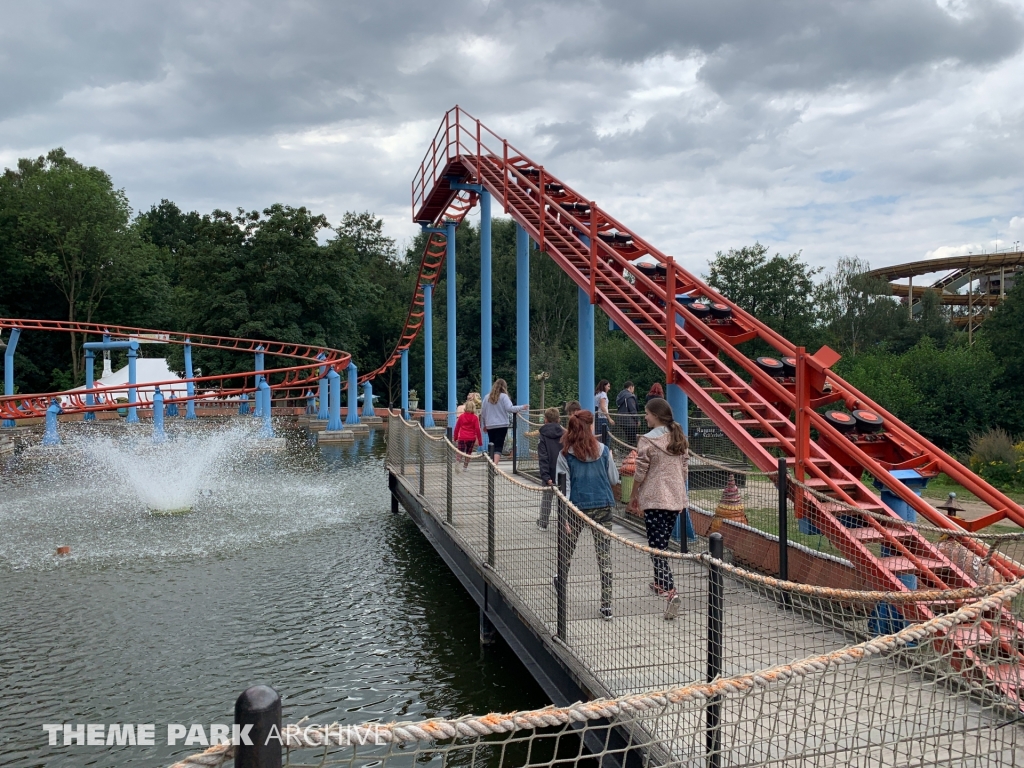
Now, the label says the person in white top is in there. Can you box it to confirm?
[480,379,529,464]
[594,379,615,435]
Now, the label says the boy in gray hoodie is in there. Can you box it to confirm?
[535,407,565,529]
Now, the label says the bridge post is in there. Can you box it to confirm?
[516,223,530,457]
[479,609,496,646]
[184,339,197,419]
[446,220,457,425]
[578,288,595,411]
[327,368,342,431]
[422,284,435,427]
[234,685,282,768]
[126,340,140,424]
[556,474,568,641]
[477,191,491,392]
[401,348,410,420]
[84,349,96,421]
[418,427,426,496]
[253,345,265,418]
[345,363,360,425]
[152,387,167,442]
[2,327,21,427]
[361,380,376,417]
[706,532,725,768]
[487,458,496,568]
[777,457,789,582]
[446,441,453,524]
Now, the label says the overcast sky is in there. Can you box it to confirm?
[2,0,1023,277]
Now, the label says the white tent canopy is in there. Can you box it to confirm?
[68,358,188,404]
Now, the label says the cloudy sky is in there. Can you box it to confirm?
[2,0,1023,277]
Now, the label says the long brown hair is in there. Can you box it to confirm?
[645,398,688,455]
[487,379,508,404]
[647,383,664,399]
[561,409,601,460]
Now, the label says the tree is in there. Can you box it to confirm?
[705,243,822,348]
[982,279,1024,432]
[816,257,903,355]
[0,149,132,377]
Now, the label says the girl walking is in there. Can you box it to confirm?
[555,409,620,621]
[594,380,615,434]
[628,397,689,620]
[480,379,529,464]
[452,400,484,469]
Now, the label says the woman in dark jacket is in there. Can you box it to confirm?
[646,383,664,404]
[536,407,565,529]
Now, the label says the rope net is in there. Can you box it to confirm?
[172,417,1024,767]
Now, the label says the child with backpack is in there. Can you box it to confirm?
[535,407,565,529]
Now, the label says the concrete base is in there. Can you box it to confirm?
[0,440,15,456]
[360,416,383,425]
[344,422,370,434]
[251,437,287,451]
[425,427,449,438]
[317,429,355,442]
[305,419,328,430]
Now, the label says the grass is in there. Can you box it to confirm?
[921,473,1024,505]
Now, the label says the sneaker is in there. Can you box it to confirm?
[649,581,670,596]
[600,606,613,621]
[536,521,548,530]
[664,590,681,620]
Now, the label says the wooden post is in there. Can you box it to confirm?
[235,686,282,768]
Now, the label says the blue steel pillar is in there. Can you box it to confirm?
[480,190,492,390]
[126,341,140,424]
[184,339,197,419]
[667,382,695,542]
[253,346,265,418]
[3,327,21,427]
[446,220,457,424]
[152,387,167,443]
[259,380,274,438]
[43,399,61,446]
[84,349,96,421]
[422,284,435,427]
[516,223,530,456]
[401,348,410,420]
[874,470,929,590]
[327,368,342,432]
[346,363,360,425]
[361,380,376,417]
[578,288,595,412]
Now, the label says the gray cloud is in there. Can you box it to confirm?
[0,0,1022,273]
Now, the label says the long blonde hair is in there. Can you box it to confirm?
[487,379,508,404]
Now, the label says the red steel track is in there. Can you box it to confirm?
[397,106,1024,704]
[0,320,350,418]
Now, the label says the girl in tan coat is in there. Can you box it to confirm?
[627,397,688,618]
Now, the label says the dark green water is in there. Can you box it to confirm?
[0,426,548,767]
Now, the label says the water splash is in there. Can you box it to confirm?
[75,424,252,512]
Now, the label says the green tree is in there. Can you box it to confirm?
[982,279,1024,432]
[816,256,903,355]
[0,148,133,377]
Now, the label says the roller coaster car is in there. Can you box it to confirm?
[559,202,591,215]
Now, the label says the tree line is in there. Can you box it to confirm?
[1,149,1021,457]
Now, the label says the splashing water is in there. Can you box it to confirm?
[75,424,253,512]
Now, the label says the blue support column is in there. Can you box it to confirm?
[516,223,530,456]
[446,220,457,424]
[126,341,139,424]
[253,345,265,418]
[327,368,342,431]
[317,378,328,420]
[480,189,492,390]
[401,348,410,420]
[361,380,376,417]
[259,380,274,438]
[422,284,435,427]
[667,382,695,543]
[346,363,360,425]
[874,470,929,590]
[84,349,96,421]
[184,339,197,419]
[578,287,595,412]
[152,387,167,443]
[3,327,21,427]
[43,399,61,446]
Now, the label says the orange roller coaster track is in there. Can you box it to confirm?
[0,320,351,419]
[371,106,1024,705]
